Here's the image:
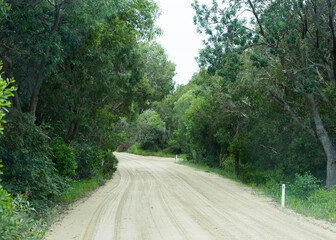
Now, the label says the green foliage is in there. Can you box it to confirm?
[0,110,66,209]
[307,188,336,221]
[0,66,15,134]
[191,0,336,187]
[138,42,176,103]
[0,0,166,237]
[0,186,45,239]
[50,137,77,178]
[74,144,102,180]
[135,110,167,150]
[127,143,176,158]
[102,150,118,178]
[289,173,321,199]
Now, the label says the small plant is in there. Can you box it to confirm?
[289,172,321,199]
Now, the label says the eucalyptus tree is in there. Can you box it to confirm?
[38,0,161,143]
[193,0,336,188]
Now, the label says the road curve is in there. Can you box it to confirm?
[47,152,336,240]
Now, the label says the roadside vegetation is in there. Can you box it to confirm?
[0,0,175,239]
[122,0,336,224]
[180,161,336,222]
[2,0,336,237]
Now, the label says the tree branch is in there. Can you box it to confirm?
[267,90,318,140]
[247,0,265,37]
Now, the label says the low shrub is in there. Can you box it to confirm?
[0,186,45,239]
[0,110,67,210]
[289,172,321,199]
[102,150,118,178]
[50,137,77,178]
[75,144,102,179]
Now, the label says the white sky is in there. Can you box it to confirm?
[154,0,212,85]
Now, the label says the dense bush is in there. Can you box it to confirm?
[0,110,66,209]
[102,150,118,178]
[75,144,102,179]
[136,110,168,150]
[289,173,321,199]
[50,137,77,178]
[0,186,45,239]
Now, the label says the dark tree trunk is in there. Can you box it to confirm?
[234,151,239,176]
[29,3,64,117]
[306,94,336,188]
[66,121,80,142]
[219,145,224,167]
[29,52,48,116]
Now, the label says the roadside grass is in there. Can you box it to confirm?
[178,161,238,180]
[178,160,336,223]
[57,173,106,205]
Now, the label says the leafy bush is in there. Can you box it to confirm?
[102,150,118,178]
[289,172,321,199]
[136,110,168,150]
[75,144,102,179]
[0,186,45,239]
[0,110,66,209]
[50,137,77,178]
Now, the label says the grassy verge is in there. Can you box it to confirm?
[178,161,238,180]
[178,160,336,223]
[57,173,106,205]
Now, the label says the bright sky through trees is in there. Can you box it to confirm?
[155,0,212,85]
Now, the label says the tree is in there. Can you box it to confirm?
[36,0,161,144]
[139,42,176,102]
[135,110,167,150]
[193,0,336,188]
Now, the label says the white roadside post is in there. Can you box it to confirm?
[281,184,286,207]
[175,155,178,163]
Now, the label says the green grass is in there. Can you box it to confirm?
[178,161,238,180]
[57,173,106,205]
[179,161,336,223]
[268,187,336,222]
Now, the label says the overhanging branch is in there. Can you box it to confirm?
[267,91,318,140]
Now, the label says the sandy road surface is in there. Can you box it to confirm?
[47,152,336,240]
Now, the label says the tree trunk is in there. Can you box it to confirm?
[306,94,336,188]
[219,145,224,167]
[29,53,48,116]
[66,121,80,142]
[234,150,239,176]
[29,3,64,117]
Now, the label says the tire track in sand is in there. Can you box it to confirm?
[47,153,336,240]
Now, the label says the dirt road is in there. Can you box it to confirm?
[47,152,336,240]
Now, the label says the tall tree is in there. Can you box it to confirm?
[193,0,336,188]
